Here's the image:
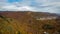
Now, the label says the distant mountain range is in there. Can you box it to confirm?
[0,11,60,21]
[0,11,60,22]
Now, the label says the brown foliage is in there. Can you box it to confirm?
[0,11,60,34]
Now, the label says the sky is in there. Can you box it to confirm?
[0,0,60,14]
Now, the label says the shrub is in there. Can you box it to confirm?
[42,24,54,30]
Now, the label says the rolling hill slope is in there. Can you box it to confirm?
[0,11,60,34]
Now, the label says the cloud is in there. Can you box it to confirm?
[0,0,7,2]
[1,4,37,11]
[0,0,60,14]
[34,0,60,13]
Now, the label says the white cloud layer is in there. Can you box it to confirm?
[1,5,36,11]
[0,0,60,14]
[0,2,37,11]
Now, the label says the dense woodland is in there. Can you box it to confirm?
[0,11,60,34]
